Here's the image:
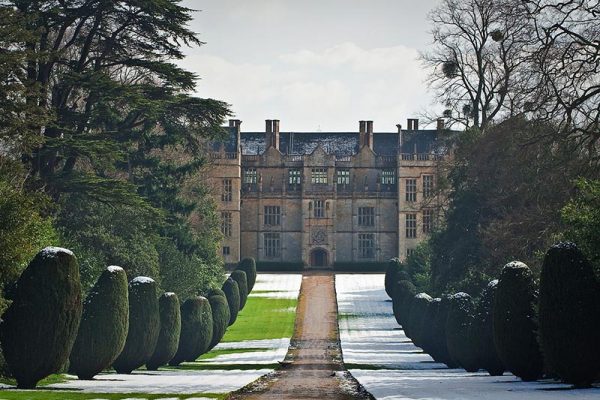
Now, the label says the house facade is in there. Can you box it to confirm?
[207,118,447,268]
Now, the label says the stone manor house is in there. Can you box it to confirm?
[207,118,447,268]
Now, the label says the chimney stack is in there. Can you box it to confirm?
[265,119,280,151]
[436,118,445,131]
[407,118,419,131]
[396,123,403,148]
[229,119,242,152]
[366,120,374,150]
[359,120,374,150]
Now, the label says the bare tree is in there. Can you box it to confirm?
[422,0,534,129]
[522,0,600,156]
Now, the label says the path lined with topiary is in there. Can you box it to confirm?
[229,271,373,400]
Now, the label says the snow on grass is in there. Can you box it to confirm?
[336,274,600,399]
[195,338,290,365]
[249,273,302,299]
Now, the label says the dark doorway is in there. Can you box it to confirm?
[310,248,328,267]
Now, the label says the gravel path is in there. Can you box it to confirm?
[229,271,373,400]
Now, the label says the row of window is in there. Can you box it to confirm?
[260,232,376,259]
[242,168,404,186]
[220,209,435,238]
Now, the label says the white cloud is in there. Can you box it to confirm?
[179,42,439,131]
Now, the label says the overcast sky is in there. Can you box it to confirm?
[179,1,442,132]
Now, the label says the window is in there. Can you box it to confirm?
[406,213,417,238]
[358,233,375,259]
[221,212,232,237]
[423,209,433,234]
[243,168,257,184]
[223,246,230,256]
[313,200,325,218]
[264,206,281,226]
[358,207,375,226]
[406,248,415,258]
[381,169,396,185]
[336,169,350,185]
[405,179,417,202]
[288,168,301,185]
[221,179,232,202]
[423,175,434,198]
[264,233,281,257]
[311,168,328,184]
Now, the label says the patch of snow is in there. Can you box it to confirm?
[131,276,155,285]
[107,265,124,273]
[163,292,177,297]
[335,274,600,399]
[48,369,271,394]
[41,246,74,257]
[201,338,291,365]
[249,273,302,299]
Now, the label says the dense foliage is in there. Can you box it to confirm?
[112,277,160,374]
[69,266,129,380]
[470,280,504,376]
[538,243,600,387]
[147,292,181,371]
[0,248,82,388]
[445,293,478,372]
[493,262,543,381]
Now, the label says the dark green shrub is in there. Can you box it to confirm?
[222,278,240,326]
[431,295,456,368]
[385,258,403,298]
[446,292,479,372]
[392,280,416,334]
[0,247,82,388]
[538,242,600,387]
[112,277,160,374]
[237,258,257,292]
[207,291,230,351]
[69,266,129,379]
[407,293,432,348]
[471,280,504,376]
[493,261,543,381]
[169,296,213,365]
[230,270,248,310]
[146,292,181,370]
[420,298,440,357]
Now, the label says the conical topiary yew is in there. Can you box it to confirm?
[69,266,129,379]
[538,242,600,387]
[146,292,181,370]
[230,270,248,310]
[237,258,256,292]
[0,247,83,388]
[445,292,479,372]
[170,296,213,365]
[392,280,416,334]
[207,289,230,351]
[420,297,441,358]
[112,277,160,374]
[431,294,456,368]
[493,261,543,381]
[385,258,407,298]
[471,280,504,376]
[222,278,240,326]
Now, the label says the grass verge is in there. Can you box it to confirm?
[0,391,225,400]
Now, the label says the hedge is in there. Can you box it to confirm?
[222,278,240,326]
[0,247,82,388]
[69,266,129,379]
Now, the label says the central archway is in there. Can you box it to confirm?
[309,248,329,267]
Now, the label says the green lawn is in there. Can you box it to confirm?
[0,391,225,400]
[220,296,297,343]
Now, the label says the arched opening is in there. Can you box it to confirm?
[309,248,329,267]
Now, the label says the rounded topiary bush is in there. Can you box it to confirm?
[407,293,432,349]
[431,294,456,368]
[222,278,240,326]
[237,258,257,292]
[230,270,249,310]
[538,242,600,387]
[146,292,181,370]
[493,261,544,381]
[0,247,83,388]
[446,292,479,372]
[69,266,129,380]
[170,296,213,365]
[112,277,160,374]
[471,280,504,376]
[420,297,441,358]
[392,279,416,333]
[385,258,404,298]
[207,290,230,351]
